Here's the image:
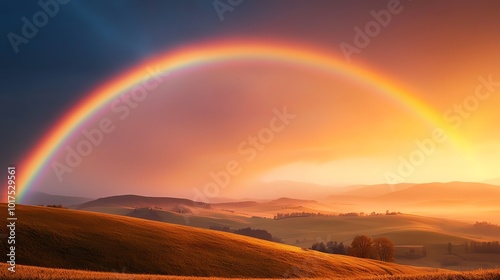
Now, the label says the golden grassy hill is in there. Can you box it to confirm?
[0,204,436,278]
[1,264,499,280]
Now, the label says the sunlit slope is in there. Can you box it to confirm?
[76,195,210,209]
[73,200,496,245]
[249,214,488,246]
[3,204,433,278]
[2,264,500,280]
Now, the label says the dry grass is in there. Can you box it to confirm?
[358,269,500,279]
[0,264,499,280]
[0,204,436,279]
[69,199,500,270]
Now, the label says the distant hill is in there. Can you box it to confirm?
[246,180,336,200]
[378,182,500,205]
[212,201,259,208]
[483,177,500,186]
[326,182,500,208]
[20,191,92,207]
[270,197,318,204]
[4,204,434,278]
[77,194,210,210]
[339,183,416,197]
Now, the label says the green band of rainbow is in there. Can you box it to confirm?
[15,39,466,202]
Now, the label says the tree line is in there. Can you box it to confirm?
[274,212,335,219]
[209,226,281,242]
[464,241,500,254]
[473,221,500,234]
[310,235,395,262]
[274,210,401,220]
[38,204,65,208]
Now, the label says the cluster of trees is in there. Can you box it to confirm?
[401,246,427,259]
[365,210,401,216]
[464,241,500,254]
[45,204,64,208]
[310,235,395,262]
[274,212,335,219]
[274,210,401,220]
[382,210,401,215]
[132,207,155,212]
[473,221,500,234]
[311,241,347,255]
[38,204,65,208]
[209,226,281,242]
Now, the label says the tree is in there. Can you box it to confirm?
[326,241,336,254]
[311,242,327,253]
[350,235,373,258]
[337,242,347,255]
[233,227,274,241]
[373,237,395,262]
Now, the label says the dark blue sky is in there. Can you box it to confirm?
[0,0,374,168]
[1,0,240,165]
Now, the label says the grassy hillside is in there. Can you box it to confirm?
[21,191,93,207]
[76,195,209,210]
[61,191,500,271]
[71,202,498,250]
[138,209,500,270]
[1,264,499,280]
[1,204,434,278]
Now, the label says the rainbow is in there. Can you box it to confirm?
[16,39,465,202]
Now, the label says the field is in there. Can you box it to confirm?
[1,264,499,280]
[0,204,437,279]
[10,184,500,278]
[76,198,500,270]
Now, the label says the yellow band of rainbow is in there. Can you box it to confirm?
[15,39,465,202]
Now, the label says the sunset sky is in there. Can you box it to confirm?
[1,0,500,200]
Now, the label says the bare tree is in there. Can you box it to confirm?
[350,235,373,258]
[373,237,395,262]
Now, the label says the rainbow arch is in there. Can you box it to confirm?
[16,39,465,202]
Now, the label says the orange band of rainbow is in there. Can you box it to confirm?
[15,39,465,202]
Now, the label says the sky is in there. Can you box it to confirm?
[1,0,500,201]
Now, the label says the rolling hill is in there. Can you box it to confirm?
[2,264,500,280]
[3,204,435,278]
[325,182,500,208]
[377,182,500,204]
[77,194,210,210]
[339,183,416,197]
[323,182,500,223]
[483,177,500,186]
[211,200,259,208]
[20,191,93,207]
